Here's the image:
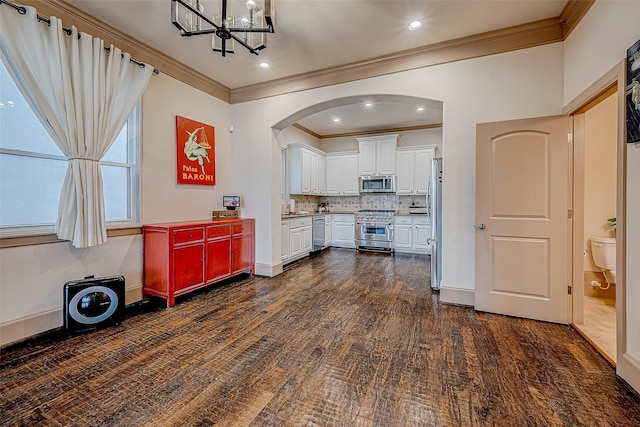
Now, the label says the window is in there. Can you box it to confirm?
[0,61,140,232]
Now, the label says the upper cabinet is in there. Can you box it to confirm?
[326,153,359,196]
[357,134,398,176]
[289,144,325,195]
[396,146,436,195]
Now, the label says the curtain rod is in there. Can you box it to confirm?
[0,0,159,75]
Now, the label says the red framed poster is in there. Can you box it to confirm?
[176,115,215,185]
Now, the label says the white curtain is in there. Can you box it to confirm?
[0,4,153,247]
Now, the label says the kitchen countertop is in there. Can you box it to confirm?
[281,213,312,219]
[281,210,356,219]
[282,210,429,219]
[396,212,429,216]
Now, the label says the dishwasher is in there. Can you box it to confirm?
[312,215,329,251]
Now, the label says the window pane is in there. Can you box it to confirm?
[103,126,128,163]
[0,154,66,227]
[101,164,130,221]
[0,63,63,156]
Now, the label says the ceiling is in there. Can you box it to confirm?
[63,0,569,136]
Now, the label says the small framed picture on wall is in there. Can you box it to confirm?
[627,39,640,143]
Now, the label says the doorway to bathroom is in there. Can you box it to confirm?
[572,88,618,366]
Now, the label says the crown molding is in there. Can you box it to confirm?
[291,123,322,139]
[561,0,596,38]
[17,0,231,103]
[231,0,593,104]
[230,17,564,104]
[293,123,443,140]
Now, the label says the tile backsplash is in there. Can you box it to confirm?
[287,194,426,213]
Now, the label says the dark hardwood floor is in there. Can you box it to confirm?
[1,248,639,426]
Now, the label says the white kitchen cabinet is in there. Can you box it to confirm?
[289,227,303,258]
[357,134,398,176]
[414,149,433,194]
[319,155,327,195]
[289,144,325,196]
[324,215,332,246]
[394,216,413,249]
[394,215,431,254]
[310,151,320,194]
[395,146,435,195]
[331,214,355,248]
[282,216,313,264]
[302,226,313,253]
[281,220,290,261]
[414,224,430,251]
[395,150,415,194]
[326,153,359,196]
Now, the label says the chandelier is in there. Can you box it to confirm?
[171,0,274,57]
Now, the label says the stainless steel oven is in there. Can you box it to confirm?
[355,210,395,253]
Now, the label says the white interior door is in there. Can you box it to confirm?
[475,115,570,324]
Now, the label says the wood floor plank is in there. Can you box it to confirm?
[1,249,639,426]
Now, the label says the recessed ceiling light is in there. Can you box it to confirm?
[416,106,425,112]
[364,102,373,107]
[259,62,270,69]
[333,118,341,123]
[408,21,422,31]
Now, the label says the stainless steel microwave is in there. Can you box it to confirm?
[359,175,396,193]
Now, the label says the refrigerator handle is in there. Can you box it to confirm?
[427,180,432,217]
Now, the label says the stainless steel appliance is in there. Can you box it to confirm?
[312,214,329,251]
[359,175,396,193]
[428,158,443,290]
[355,209,395,252]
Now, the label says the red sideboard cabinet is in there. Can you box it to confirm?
[143,218,255,308]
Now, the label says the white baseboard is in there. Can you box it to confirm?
[439,285,475,306]
[0,308,62,347]
[255,262,282,277]
[2,284,143,347]
[618,352,640,395]
[126,285,143,304]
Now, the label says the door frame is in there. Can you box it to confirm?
[563,61,633,383]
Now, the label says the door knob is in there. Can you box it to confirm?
[477,224,486,230]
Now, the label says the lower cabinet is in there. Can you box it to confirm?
[394,215,431,254]
[143,218,255,308]
[282,216,313,264]
[281,220,290,261]
[331,214,355,248]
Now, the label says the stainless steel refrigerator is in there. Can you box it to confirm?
[428,157,443,290]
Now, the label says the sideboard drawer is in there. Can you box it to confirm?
[207,225,232,239]
[173,227,204,245]
[233,221,253,235]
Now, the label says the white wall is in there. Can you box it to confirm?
[231,43,565,298]
[278,126,321,150]
[0,72,235,345]
[563,2,640,106]
[142,74,234,222]
[564,0,640,393]
[583,92,617,272]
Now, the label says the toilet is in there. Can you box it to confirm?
[590,236,616,284]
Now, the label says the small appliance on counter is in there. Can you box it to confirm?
[408,206,427,214]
